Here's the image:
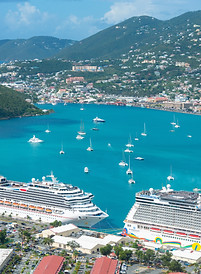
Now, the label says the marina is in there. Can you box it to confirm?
[0,103,201,230]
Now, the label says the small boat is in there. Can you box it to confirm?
[76,134,84,140]
[93,117,105,123]
[92,127,99,131]
[84,167,89,173]
[187,135,192,138]
[174,120,180,128]
[124,148,133,153]
[126,135,134,148]
[80,104,85,111]
[78,120,86,135]
[141,123,147,136]
[60,144,65,154]
[128,173,135,184]
[28,135,43,143]
[135,133,139,141]
[46,208,52,213]
[108,143,111,147]
[167,166,174,181]
[170,115,176,125]
[119,150,128,167]
[135,157,144,161]
[45,125,51,133]
[87,138,93,151]
[126,156,133,175]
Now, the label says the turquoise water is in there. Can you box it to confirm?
[0,103,201,231]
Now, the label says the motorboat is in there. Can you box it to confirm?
[93,117,105,123]
[28,135,43,143]
[167,166,174,181]
[135,157,144,161]
[124,148,133,153]
[84,167,89,173]
[128,174,135,184]
[60,144,65,154]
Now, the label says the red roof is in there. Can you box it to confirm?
[91,256,118,274]
[34,255,65,274]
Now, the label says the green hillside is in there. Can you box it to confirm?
[0,85,44,119]
[57,10,201,60]
[0,36,76,61]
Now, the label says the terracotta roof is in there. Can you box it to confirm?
[91,256,118,274]
[34,255,65,274]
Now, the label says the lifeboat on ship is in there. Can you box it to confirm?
[37,207,44,211]
[176,232,187,237]
[5,201,12,205]
[45,209,52,213]
[163,230,174,234]
[0,200,4,204]
[29,205,36,209]
[189,234,200,239]
[13,202,19,206]
[20,204,28,208]
[150,227,161,232]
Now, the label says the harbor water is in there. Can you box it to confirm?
[0,103,201,231]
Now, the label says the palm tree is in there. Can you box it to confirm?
[42,237,54,247]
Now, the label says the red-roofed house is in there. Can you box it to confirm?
[90,256,119,274]
[34,255,65,274]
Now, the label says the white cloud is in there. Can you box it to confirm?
[102,0,158,24]
[5,2,51,28]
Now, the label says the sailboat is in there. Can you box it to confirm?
[126,135,134,148]
[174,120,180,128]
[126,155,133,175]
[170,115,176,125]
[128,173,135,184]
[45,125,51,133]
[80,104,85,111]
[76,134,84,140]
[134,132,139,141]
[167,166,174,181]
[119,150,128,167]
[59,144,65,154]
[87,138,93,151]
[78,121,86,135]
[141,123,147,136]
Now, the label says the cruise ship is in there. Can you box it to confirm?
[122,184,201,251]
[0,173,108,227]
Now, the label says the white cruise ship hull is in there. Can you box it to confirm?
[0,204,106,228]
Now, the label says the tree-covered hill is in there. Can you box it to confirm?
[0,36,76,61]
[0,85,44,119]
[57,10,201,60]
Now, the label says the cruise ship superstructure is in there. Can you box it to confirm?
[0,174,108,227]
[123,184,201,250]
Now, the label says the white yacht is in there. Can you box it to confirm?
[135,157,144,161]
[93,117,105,123]
[0,174,108,227]
[60,144,65,154]
[174,120,180,128]
[28,135,43,143]
[119,151,128,167]
[167,166,174,181]
[128,174,135,184]
[84,167,89,173]
[87,138,93,151]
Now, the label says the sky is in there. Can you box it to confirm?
[0,0,201,41]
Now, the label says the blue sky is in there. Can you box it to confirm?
[0,0,201,41]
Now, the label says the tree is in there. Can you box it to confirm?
[168,259,183,272]
[135,250,144,264]
[100,244,112,256]
[67,240,80,252]
[0,229,7,245]
[50,220,62,227]
[160,251,172,268]
[114,245,123,258]
[42,237,54,246]
[119,250,132,262]
[143,249,155,265]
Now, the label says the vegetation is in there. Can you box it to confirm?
[0,85,44,119]
[50,220,62,227]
